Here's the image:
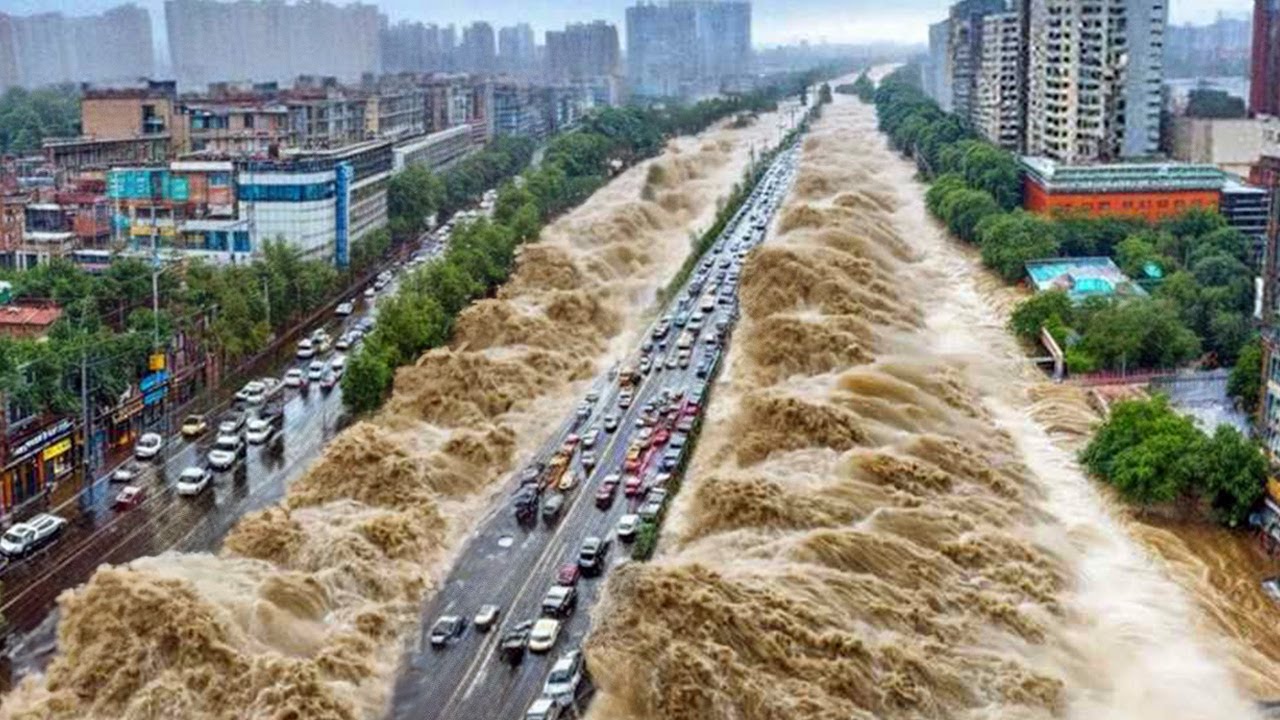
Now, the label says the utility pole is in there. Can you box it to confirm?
[79,349,94,508]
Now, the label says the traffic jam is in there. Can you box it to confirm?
[399,146,800,720]
[0,192,498,627]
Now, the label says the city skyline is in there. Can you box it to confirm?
[1,0,1249,51]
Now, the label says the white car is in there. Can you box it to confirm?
[296,338,315,359]
[284,368,306,388]
[331,354,346,376]
[335,334,351,351]
[245,418,276,445]
[176,466,212,495]
[616,513,641,542]
[363,287,376,299]
[0,513,66,557]
[525,697,562,720]
[134,432,163,460]
[235,380,265,405]
[542,650,585,705]
[207,434,245,471]
[335,301,354,317]
[528,618,560,653]
[307,360,325,381]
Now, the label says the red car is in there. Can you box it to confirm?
[595,476,619,509]
[561,434,581,454]
[652,428,671,446]
[113,485,145,510]
[557,563,580,586]
[623,474,644,497]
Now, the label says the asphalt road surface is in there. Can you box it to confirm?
[0,228,457,682]
[389,144,799,720]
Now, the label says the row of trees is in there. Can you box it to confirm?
[876,66,1256,374]
[1082,395,1265,527]
[342,88,813,413]
[835,73,876,103]
[0,85,79,155]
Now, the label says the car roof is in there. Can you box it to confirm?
[180,466,205,476]
[532,618,558,631]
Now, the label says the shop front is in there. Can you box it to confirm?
[108,392,145,459]
[0,417,76,514]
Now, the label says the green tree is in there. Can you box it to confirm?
[1081,395,1205,509]
[1009,290,1074,343]
[1185,89,1247,119]
[341,341,394,414]
[976,211,1060,281]
[1228,336,1263,414]
[1200,425,1266,526]
[1078,298,1201,370]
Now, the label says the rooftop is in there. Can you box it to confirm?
[1020,156,1227,194]
[1025,257,1149,302]
[0,302,62,329]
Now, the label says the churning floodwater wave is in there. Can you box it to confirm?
[584,86,1267,720]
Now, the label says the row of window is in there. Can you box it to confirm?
[238,182,336,203]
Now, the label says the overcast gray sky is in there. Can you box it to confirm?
[0,0,1253,46]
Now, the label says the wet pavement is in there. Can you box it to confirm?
[0,231,453,683]
[389,146,799,720]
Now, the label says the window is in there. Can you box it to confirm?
[243,114,255,130]
[237,182,335,202]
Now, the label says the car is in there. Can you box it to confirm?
[624,474,644,497]
[556,562,581,586]
[363,287,377,299]
[542,650,586,706]
[245,418,277,445]
[576,402,591,421]
[542,585,577,617]
[580,451,597,470]
[653,427,671,446]
[284,368,308,388]
[474,604,501,632]
[582,428,600,449]
[676,416,695,433]
[618,392,633,409]
[208,434,246,470]
[696,358,713,378]
[624,445,644,473]
[134,432,163,460]
[514,486,539,524]
[0,513,66,557]
[330,355,346,376]
[561,434,581,453]
[678,350,692,369]
[666,354,679,369]
[557,469,578,492]
[578,536,611,574]
[524,697,563,720]
[500,620,535,665]
[542,494,565,525]
[235,380,266,405]
[176,466,212,495]
[639,489,669,521]
[335,301,355,316]
[111,461,143,483]
[616,513,641,541]
[307,360,326,381]
[217,411,247,436]
[429,615,467,646]
[296,338,315,359]
[528,619,561,653]
[113,485,145,510]
[1263,578,1280,604]
[603,414,619,432]
[519,463,544,488]
[320,371,338,392]
[181,414,208,438]
[595,474,620,509]
[335,334,352,351]
[585,390,600,403]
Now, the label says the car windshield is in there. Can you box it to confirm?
[181,470,203,480]
[547,665,572,683]
[2,529,25,544]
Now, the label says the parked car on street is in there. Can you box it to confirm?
[528,618,561,653]
[542,650,586,706]
[474,604,501,632]
[284,368,307,388]
[335,301,355,316]
[181,414,208,438]
[113,485,145,510]
[429,615,468,647]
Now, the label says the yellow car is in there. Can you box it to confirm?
[558,469,578,491]
[180,414,208,438]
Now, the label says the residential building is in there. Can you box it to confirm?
[1165,15,1252,79]
[164,0,380,89]
[424,75,476,133]
[460,22,498,74]
[626,1,752,100]
[80,82,185,157]
[363,85,428,141]
[181,99,292,157]
[546,21,621,82]
[0,195,27,257]
[949,0,1008,124]
[286,140,393,257]
[1220,178,1271,265]
[973,9,1024,151]
[392,126,477,174]
[0,5,153,91]
[43,136,171,173]
[16,203,78,269]
[285,91,368,150]
[1252,0,1280,117]
[381,21,457,73]
[499,24,538,76]
[0,300,64,339]
[923,20,953,111]
[1021,156,1225,222]
[491,81,548,140]
[1025,0,1167,163]
[1171,118,1264,177]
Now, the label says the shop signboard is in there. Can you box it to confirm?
[141,369,170,407]
[8,418,74,465]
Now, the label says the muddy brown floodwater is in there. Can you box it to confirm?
[584,85,1278,720]
[0,101,803,719]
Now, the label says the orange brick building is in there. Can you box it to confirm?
[1021,156,1227,222]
